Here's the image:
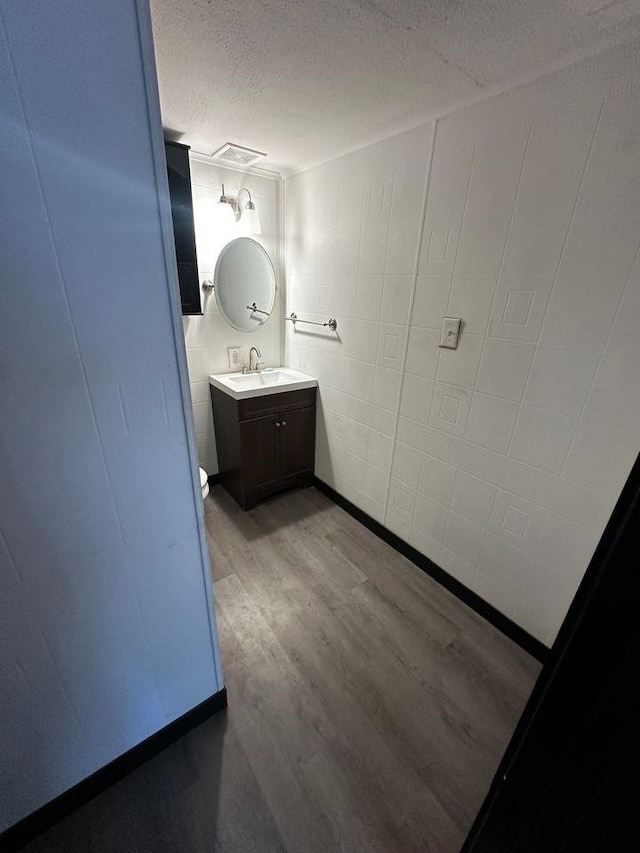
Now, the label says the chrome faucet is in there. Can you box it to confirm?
[249,346,263,372]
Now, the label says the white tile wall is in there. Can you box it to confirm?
[439,547,476,587]
[0,1,220,831]
[488,273,555,341]
[392,442,423,489]
[523,345,600,417]
[563,420,640,498]
[540,273,626,348]
[475,339,536,401]
[413,494,449,543]
[405,326,440,379]
[479,534,530,596]
[399,374,435,423]
[181,161,283,473]
[488,491,546,556]
[556,87,640,278]
[377,323,407,370]
[373,366,403,411]
[443,511,486,566]
[388,478,417,525]
[446,275,497,334]
[284,41,640,648]
[508,406,577,473]
[413,274,452,324]
[451,471,497,528]
[417,454,457,507]
[436,332,483,388]
[465,393,520,454]
[368,430,394,472]
[381,275,413,324]
[583,350,640,432]
[429,382,472,435]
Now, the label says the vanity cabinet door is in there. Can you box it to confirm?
[279,407,316,484]
[240,414,281,496]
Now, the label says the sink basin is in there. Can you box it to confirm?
[209,367,318,400]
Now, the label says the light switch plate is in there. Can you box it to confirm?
[228,347,241,368]
[440,317,461,349]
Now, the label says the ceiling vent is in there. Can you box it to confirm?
[210,142,267,166]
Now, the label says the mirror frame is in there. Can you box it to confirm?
[213,237,276,333]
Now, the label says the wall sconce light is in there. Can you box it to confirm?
[215,184,237,229]
[237,187,261,234]
[215,183,261,234]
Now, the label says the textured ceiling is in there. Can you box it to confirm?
[150,0,640,175]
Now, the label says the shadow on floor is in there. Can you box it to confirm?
[204,483,329,541]
[18,707,285,853]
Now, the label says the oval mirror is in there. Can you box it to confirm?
[214,237,276,332]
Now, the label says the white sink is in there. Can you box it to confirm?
[209,367,318,400]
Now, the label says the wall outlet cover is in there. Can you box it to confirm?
[440,318,462,349]
[228,347,241,368]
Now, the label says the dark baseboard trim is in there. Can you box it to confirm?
[1,687,227,851]
[313,477,548,664]
[207,473,222,487]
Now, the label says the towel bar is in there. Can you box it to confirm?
[286,312,338,332]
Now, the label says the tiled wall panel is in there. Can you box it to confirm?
[286,124,433,523]
[284,41,640,648]
[0,0,221,830]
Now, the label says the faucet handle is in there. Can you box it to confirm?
[255,361,265,373]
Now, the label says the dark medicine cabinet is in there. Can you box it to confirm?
[165,140,202,314]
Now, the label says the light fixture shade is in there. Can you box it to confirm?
[214,198,236,229]
[242,204,261,235]
[194,198,220,269]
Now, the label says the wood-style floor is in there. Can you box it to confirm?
[19,485,540,852]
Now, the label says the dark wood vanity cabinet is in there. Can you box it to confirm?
[210,386,316,509]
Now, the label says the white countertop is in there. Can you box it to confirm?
[209,367,318,400]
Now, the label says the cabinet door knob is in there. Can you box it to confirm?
[275,422,281,427]
[281,420,287,427]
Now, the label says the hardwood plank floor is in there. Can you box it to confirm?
[18,485,540,852]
